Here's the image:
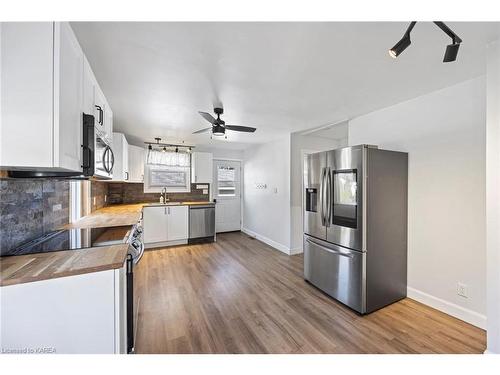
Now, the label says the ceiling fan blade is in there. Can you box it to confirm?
[192,127,212,134]
[198,111,216,124]
[225,125,257,133]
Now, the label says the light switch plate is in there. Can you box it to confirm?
[52,203,62,212]
[203,189,208,194]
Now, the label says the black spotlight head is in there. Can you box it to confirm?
[389,34,411,58]
[443,43,460,62]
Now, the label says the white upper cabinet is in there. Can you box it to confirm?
[82,58,96,116]
[94,85,107,135]
[83,57,113,141]
[1,22,84,171]
[191,152,213,184]
[128,145,145,183]
[112,133,129,181]
[55,22,84,172]
[0,22,113,172]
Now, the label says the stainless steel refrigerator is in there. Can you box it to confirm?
[303,145,408,314]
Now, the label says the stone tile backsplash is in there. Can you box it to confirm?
[0,179,70,255]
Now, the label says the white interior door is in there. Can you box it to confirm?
[213,160,241,233]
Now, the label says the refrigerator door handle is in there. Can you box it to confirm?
[319,167,326,226]
[305,237,354,258]
[326,167,332,227]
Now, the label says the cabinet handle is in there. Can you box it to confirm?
[95,105,103,125]
[125,172,129,180]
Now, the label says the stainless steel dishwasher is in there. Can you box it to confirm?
[189,204,216,243]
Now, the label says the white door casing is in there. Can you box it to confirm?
[213,159,241,233]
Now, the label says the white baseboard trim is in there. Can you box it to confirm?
[407,286,487,329]
[145,239,187,249]
[290,247,303,255]
[484,349,497,354]
[241,227,291,255]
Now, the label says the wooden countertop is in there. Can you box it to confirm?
[66,201,214,229]
[0,244,129,287]
[65,203,144,229]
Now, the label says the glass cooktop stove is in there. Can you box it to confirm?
[2,225,132,257]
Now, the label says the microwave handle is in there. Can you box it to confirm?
[108,147,115,173]
[102,146,111,174]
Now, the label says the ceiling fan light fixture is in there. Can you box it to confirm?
[213,124,225,136]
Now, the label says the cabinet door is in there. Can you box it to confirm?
[143,207,169,244]
[94,86,106,134]
[192,152,213,183]
[105,105,113,143]
[128,145,145,183]
[112,133,129,181]
[54,22,83,172]
[167,206,189,241]
[1,22,54,168]
[82,58,95,116]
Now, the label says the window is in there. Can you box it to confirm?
[144,150,191,193]
[217,166,236,197]
[69,180,82,223]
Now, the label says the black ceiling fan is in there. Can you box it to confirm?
[193,107,256,137]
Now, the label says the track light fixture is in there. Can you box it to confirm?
[389,21,416,58]
[144,138,195,153]
[389,21,463,63]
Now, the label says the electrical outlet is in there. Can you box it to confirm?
[52,203,62,212]
[457,283,468,298]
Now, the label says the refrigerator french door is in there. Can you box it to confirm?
[327,146,364,251]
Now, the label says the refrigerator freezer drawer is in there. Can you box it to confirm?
[304,235,364,313]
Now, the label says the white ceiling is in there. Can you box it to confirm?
[71,22,500,149]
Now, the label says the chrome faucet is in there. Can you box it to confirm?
[161,187,169,203]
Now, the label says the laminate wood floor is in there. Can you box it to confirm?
[134,232,486,354]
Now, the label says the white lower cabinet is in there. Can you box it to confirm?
[143,206,169,244]
[0,264,127,354]
[168,206,189,241]
[143,205,189,247]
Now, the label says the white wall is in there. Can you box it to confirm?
[195,146,244,160]
[486,41,500,353]
[290,132,347,253]
[242,137,291,253]
[349,77,487,328]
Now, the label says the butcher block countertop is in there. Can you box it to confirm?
[65,203,144,229]
[0,244,129,287]
[66,201,214,229]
